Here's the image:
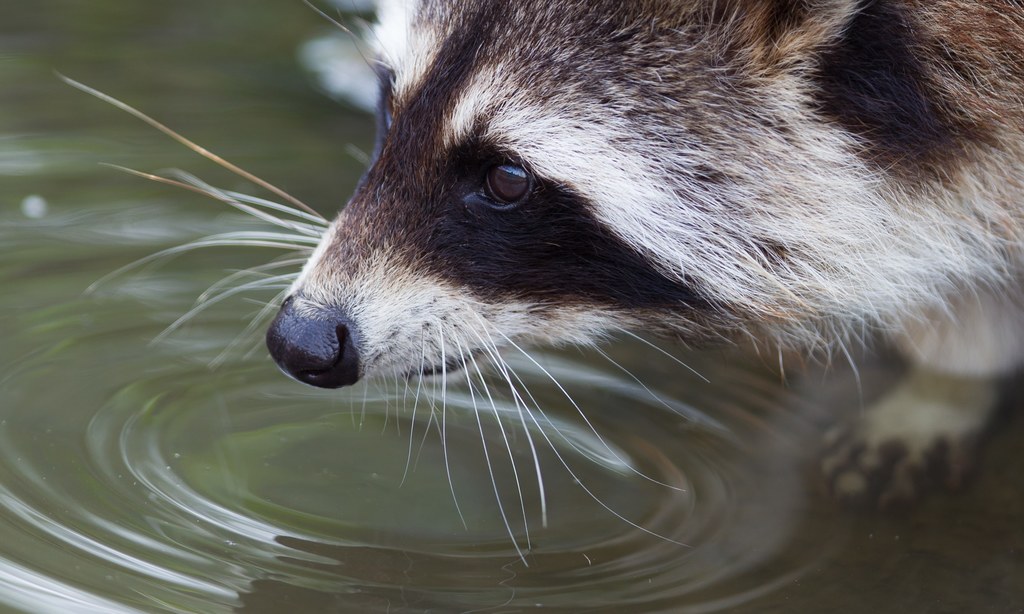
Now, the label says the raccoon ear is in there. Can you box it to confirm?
[719,0,861,71]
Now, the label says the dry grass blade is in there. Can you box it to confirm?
[59,73,326,222]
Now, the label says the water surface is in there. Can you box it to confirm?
[1,3,1021,612]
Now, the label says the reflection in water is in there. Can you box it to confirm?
[1,196,833,611]
[2,2,1022,612]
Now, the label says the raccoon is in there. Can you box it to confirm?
[266,0,1024,505]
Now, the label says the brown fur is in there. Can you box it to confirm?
[269,0,1024,502]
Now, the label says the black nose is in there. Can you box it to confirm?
[265,297,361,388]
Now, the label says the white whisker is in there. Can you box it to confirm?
[401,329,429,487]
[517,390,690,548]
[102,163,325,238]
[590,346,696,421]
[197,258,305,304]
[473,328,688,546]
[221,190,329,228]
[496,330,684,491]
[86,234,312,294]
[457,336,528,563]
[151,273,297,345]
[614,328,710,383]
[211,287,291,367]
[436,324,468,530]
[464,321,539,537]
[467,313,549,527]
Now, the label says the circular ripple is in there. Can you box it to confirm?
[80,349,832,611]
[0,206,838,612]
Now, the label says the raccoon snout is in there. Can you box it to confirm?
[265,297,361,389]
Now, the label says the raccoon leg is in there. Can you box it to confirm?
[821,369,998,506]
[822,286,1023,506]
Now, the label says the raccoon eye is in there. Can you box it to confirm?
[484,164,531,205]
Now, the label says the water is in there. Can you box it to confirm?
[2,3,1022,612]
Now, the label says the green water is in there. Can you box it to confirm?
[1,3,1021,612]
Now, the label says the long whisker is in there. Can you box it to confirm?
[213,287,292,367]
[436,324,468,530]
[359,368,370,429]
[492,352,609,472]
[465,316,554,526]
[178,230,319,246]
[401,329,429,486]
[151,273,296,345]
[485,343,693,546]
[197,257,306,304]
[456,336,527,563]
[86,234,313,294]
[60,74,325,221]
[393,367,406,434]
[387,365,403,436]
[516,389,690,547]
[464,323,539,536]
[614,327,710,383]
[589,345,699,420]
[302,0,371,62]
[413,363,442,473]
[495,330,684,492]
[471,324,688,546]
[220,190,328,227]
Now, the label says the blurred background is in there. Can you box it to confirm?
[1,2,1021,612]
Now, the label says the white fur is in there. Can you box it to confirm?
[898,279,1024,376]
[445,61,1022,359]
[275,0,1024,508]
[371,0,438,100]
[293,236,626,376]
[297,0,1024,383]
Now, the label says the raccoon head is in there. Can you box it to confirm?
[266,0,963,387]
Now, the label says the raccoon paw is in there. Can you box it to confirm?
[820,371,998,508]
[821,426,977,508]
